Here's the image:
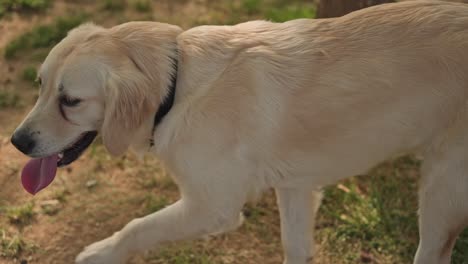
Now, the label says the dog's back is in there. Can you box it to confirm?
[170,0,468,188]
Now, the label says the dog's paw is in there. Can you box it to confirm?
[75,235,126,264]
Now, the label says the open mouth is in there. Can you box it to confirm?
[20,131,97,195]
[57,131,98,167]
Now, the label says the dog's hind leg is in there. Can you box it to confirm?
[276,187,322,264]
[414,120,468,264]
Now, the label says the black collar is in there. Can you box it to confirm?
[149,53,178,147]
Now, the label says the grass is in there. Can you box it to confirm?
[4,13,87,59]
[4,203,36,226]
[151,246,213,264]
[243,203,268,224]
[241,199,279,243]
[144,194,169,214]
[0,90,20,109]
[453,229,468,264]
[102,0,125,11]
[0,0,51,19]
[138,175,159,189]
[317,156,421,263]
[29,49,50,61]
[131,0,151,13]
[266,3,316,22]
[138,171,177,190]
[53,189,70,203]
[241,0,261,15]
[22,65,37,83]
[40,200,61,216]
[222,0,316,25]
[0,229,35,258]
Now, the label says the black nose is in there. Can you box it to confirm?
[11,132,36,155]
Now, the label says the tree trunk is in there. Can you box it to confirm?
[316,0,395,18]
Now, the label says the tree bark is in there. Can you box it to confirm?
[316,0,395,18]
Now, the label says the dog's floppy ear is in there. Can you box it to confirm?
[101,72,156,156]
[100,22,181,156]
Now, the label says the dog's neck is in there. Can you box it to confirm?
[148,50,178,148]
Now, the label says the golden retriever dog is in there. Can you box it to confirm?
[10,1,468,263]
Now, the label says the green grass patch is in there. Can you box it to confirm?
[150,246,213,264]
[3,202,36,226]
[239,196,279,243]
[0,229,35,258]
[0,90,20,109]
[242,0,261,15]
[453,228,468,264]
[224,0,316,25]
[22,65,37,83]
[53,188,70,203]
[157,176,178,191]
[317,156,420,263]
[29,49,49,61]
[138,175,159,189]
[144,194,169,213]
[0,0,51,19]
[243,203,268,224]
[4,13,87,59]
[266,3,316,22]
[131,0,151,13]
[102,0,125,12]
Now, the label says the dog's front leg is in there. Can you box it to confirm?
[276,187,322,264]
[75,194,245,264]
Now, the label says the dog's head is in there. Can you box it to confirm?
[10,22,181,194]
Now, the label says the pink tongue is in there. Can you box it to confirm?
[21,155,58,195]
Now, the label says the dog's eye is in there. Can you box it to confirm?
[60,95,82,107]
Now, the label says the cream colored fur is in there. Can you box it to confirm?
[11,1,468,263]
